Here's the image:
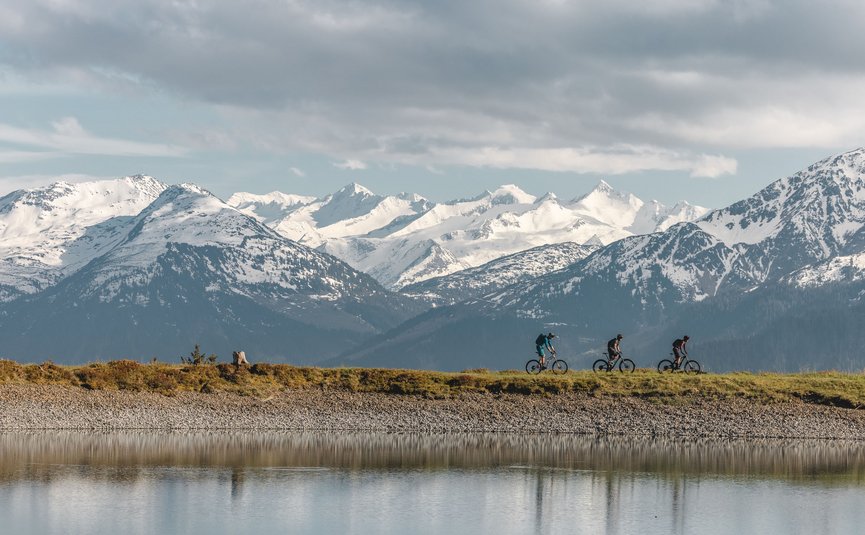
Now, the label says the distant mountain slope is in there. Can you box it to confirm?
[0,175,166,301]
[0,184,423,363]
[337,148,865,372]
[401,242,597,306]
[231,182,707,288]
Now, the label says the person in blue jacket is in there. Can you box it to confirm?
[535,332,556,368]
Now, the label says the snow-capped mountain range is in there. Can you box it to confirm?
[229,181,708,289]
[4,148,865,369]
[0,178,421,362]
[339,148,865,372]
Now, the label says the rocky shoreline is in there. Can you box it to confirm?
[2,384,865,438]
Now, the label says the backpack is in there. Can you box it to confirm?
[535,334,547,346]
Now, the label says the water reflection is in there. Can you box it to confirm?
[1,431,864,481]
[0,432,864,534]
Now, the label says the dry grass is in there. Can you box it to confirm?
[1,359,865,407]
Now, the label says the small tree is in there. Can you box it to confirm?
[181,344,218,365]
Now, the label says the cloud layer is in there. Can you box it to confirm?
[3,0,865,176]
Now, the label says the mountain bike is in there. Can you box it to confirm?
[526,352,568,375]
[657,352,701,373]
[593,352,635,373]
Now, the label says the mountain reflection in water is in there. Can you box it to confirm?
[0,432,864,534]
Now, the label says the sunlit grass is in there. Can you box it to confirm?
[1,359,864,407]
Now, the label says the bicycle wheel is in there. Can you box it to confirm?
[657,359,674,373]
[526,360,542,375]
[592,359,610,373]
[551,360,568,374]
[619,359,636,373]
[684,360,701,373]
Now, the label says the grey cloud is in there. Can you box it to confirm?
[2,0,865,173]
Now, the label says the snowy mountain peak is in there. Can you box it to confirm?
[336,182,375,197]
[487,184,536,205]
[573,180,634,203]
[593,179,614,193]
[124,174,167,191]
[313,183,385,227]
[536,192,558,203]
[570,180,644,229]
[397,191,428,203]
[583,234,605,247]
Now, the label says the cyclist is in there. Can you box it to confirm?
[607,334,623,363]
[535,332,556,368]
[672,335,690,369]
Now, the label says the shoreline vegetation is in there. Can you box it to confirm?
[1,359,865,408]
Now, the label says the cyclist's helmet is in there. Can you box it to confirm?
[616,333,623,340]
[683,335,690,341]
[547,332,556,338]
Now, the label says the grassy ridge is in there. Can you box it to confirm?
[1,359,865,407]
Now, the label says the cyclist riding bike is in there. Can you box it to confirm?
[535,332,556,368]
[607,334,623,363]
[672,335,690,369]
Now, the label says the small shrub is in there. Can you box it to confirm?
[180,344,217,365]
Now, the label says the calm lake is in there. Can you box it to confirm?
[1,432,864,534]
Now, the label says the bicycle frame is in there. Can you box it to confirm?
[542,354,563,368]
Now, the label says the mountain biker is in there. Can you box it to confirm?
[672,335,689,369]
[607,334,623,362]
[535,333,556,368]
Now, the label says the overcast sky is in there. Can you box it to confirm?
[1,0,864,205]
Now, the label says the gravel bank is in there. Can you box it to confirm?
[3,384,865,438]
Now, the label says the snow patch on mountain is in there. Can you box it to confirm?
[401,242,597,306]
[786,252,865,287]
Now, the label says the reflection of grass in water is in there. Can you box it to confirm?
[2,359,865,407]
[2,431,865,486]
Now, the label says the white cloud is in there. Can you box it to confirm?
[0,149,59,163]
[690,154,738,178]
[418,145,738,177]
[289,166,305,177]
[0,117,187,158]
[333,159,367,170]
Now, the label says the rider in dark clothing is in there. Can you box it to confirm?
[607,334,623,362]
[672,335,690,369]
